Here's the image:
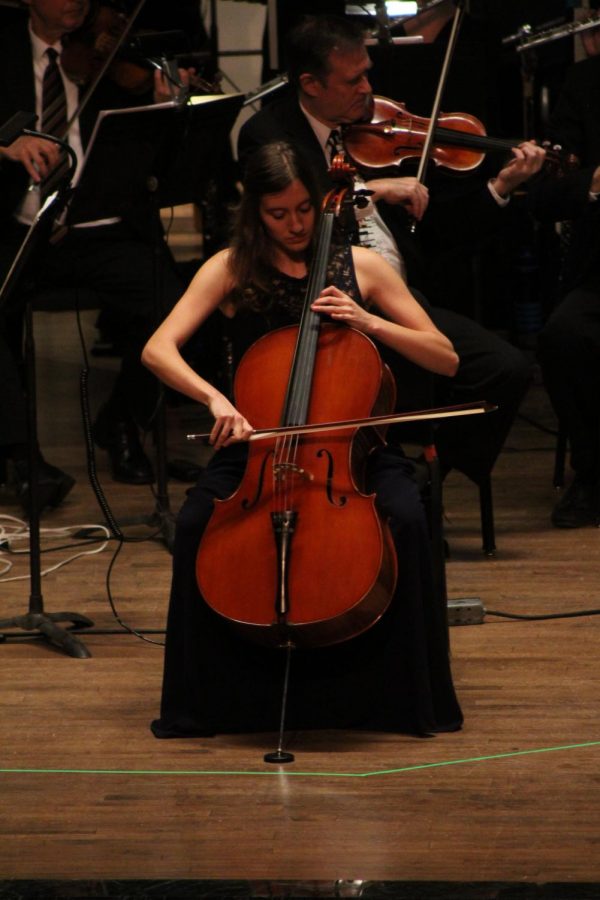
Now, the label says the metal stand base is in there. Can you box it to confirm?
[264,750,295,764]
[0,296,94,661]
[118,503,176,554]
[0,611,93,658]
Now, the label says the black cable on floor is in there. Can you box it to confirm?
[486,607,600,621]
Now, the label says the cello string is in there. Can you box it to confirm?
[271,423,282,511]
[272,201,339,520]
[287,206,339,509]
[283,207,337,514]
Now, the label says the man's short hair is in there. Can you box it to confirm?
[285,15,366,89]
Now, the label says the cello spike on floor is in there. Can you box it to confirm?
[264,642,295,764]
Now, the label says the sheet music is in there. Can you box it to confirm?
[188,93,242,106]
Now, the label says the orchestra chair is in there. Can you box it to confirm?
[377,341,498,559]
[477,472,496,556]
[551,220,572,492]
[403,447,496,558]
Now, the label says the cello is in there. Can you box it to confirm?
[195,164,398,651]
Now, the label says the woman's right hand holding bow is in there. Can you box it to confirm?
[208,394,254,449]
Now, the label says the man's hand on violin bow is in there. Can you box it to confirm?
[490,141,546,198]
[362,176,429,220]
[208,395,254,450]
[153,67,196,103]
[0,134,61,182]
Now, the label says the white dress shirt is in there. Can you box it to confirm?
[15,23,117,228]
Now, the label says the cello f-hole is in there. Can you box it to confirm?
[316,448,347,507]
[241,449,273,510]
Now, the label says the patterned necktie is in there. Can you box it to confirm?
[326,128,344,164]
[40,47,69,200]
[41,48,67,137]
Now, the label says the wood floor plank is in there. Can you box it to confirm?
[0,314,598,885]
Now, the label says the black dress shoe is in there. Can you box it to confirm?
[551,477,600,528]
[92,417,155,485]
[14,459,76,516]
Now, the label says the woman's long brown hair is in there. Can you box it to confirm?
[227,141,321,309]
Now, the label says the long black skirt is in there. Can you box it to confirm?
[151,443,463,738]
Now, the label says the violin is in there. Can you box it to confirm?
[61,0,153,94]
[60,0,220,139]
[195,165,397,649]
[343,96,579,175]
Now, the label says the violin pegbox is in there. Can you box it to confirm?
[540,141,580,177]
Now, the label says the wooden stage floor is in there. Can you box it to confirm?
[0,310,598,898]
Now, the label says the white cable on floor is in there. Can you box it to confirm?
[0,514,110,582]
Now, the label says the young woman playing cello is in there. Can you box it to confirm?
[142,142,462,739]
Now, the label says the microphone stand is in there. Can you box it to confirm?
[364,1,425,46]
[112,67,189,553]
[0,124,92,657]
[374,0,392,44]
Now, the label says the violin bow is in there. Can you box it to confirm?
[410,0,465,230]
[64,0,149,135]
[186,399,496,443]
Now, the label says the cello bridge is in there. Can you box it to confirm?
[273,462,314,482]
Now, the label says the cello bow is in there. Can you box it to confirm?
[186,399,496,443]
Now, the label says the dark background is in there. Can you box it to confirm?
[0,0,591,337]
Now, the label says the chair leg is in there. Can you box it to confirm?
[553,423,568,489]
[478,475,496,557]
[420,444,450,648]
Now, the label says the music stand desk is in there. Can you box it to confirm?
[66,92,245,224]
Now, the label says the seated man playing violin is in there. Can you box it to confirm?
[528,39,600,528]
[0,0,187,501]
[238,13,546,489]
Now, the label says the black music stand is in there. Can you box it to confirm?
[66,93,244,222]
[64,93,244,550]
[0,182,93,659]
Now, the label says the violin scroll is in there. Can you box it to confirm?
[540,141,580,177]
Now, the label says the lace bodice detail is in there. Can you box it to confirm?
[225,239,364,372]
[254,238,362,323]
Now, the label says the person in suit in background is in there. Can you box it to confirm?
[0,0,186,505]
[529,47,600,527]
[238,14,546,490]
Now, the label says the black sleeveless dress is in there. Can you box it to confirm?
[151,244,463,738]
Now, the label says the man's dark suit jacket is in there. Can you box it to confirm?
[528,55,600,294]
[0,15,152,226]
